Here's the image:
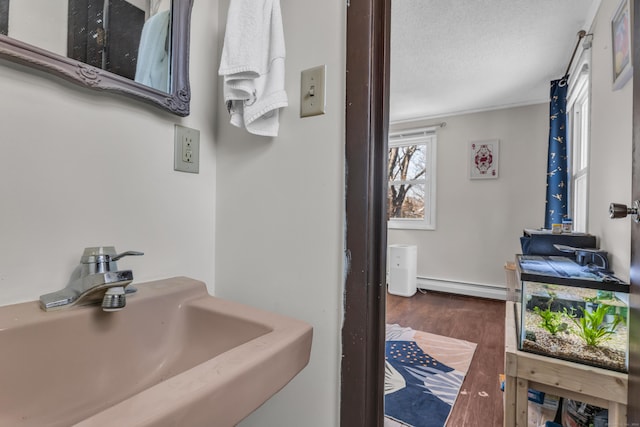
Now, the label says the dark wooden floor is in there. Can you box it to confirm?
[386,290,506,427]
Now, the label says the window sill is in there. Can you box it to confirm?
[388,222,435,231]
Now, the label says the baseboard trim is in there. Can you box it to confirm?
[416,277,510,301]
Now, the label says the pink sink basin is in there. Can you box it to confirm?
[0,277,313,427]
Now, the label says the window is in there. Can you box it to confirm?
[387,129,437,230]
[567,57,591,233]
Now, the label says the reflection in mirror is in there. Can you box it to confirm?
[0,0,7,36]
[0,0,192,116]
[66,0,171,93]
[133,3,171,92]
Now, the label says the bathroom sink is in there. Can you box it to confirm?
[0,277,313,427]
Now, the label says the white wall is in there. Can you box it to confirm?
[0,0,219,305]
[214,0,345,425]
[388,104,549,289]
[588,0,632,281]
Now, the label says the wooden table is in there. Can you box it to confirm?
[503,301,628,426]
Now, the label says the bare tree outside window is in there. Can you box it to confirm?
[387,144,427,220]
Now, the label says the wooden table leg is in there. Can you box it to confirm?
[516,377,528,427]
[608,401,627,427]
[504,374,517,427]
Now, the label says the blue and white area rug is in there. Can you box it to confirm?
[384,324,477,427]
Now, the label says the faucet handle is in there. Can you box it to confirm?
[81,247,144,264]
[112,251,144,261]
[79,247,143,276]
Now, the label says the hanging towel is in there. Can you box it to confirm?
[135,10,171,92]
[218,0,288,137]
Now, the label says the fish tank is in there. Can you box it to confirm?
[516,255,629,372]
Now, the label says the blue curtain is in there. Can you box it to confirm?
[544,78,569,229]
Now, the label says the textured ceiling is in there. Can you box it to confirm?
[389,0,600,122]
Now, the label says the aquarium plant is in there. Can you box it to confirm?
[533,306,567,335]
[567,304,622,347]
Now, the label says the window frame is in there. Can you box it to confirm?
[387,130,437,230]
[566,50,591,233]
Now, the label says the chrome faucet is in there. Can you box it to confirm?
[40,246,143,312]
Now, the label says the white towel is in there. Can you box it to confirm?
[219,0,288,137]
[135,10,171,92]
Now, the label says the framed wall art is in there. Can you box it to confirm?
[612,0,632,90]
[469,139,499,179]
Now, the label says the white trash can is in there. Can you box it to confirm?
[388,244,417,297]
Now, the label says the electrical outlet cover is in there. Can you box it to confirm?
[174,125,200,173]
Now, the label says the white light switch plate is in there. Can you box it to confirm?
[174,125,200,173]
[300,65,326,118]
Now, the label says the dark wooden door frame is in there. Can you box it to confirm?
[341,0,391,425]
[628,0,640,421]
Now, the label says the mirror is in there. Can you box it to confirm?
[0,0,193,116]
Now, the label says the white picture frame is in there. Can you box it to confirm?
[469,139,499,179]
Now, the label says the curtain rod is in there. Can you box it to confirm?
[563,30,591,78]
[389,122,446,139]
